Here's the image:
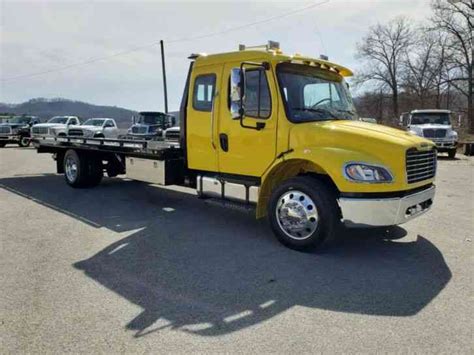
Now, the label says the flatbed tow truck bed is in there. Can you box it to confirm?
[33,135,185,187]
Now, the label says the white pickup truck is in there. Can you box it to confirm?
[403,109,458,158]
[31,116,81,138]
[67,118,119,138]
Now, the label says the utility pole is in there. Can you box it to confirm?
[160,40,168,113]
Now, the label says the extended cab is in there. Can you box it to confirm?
[33,42,437,251]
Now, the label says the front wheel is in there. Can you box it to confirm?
[448,149,456,159]
[19,136,31,147]
[0,142,6,148]
[268,176,340,251]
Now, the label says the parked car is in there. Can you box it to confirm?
[126,111,175,140]
[67,118,118,138]
[0,115,40,147]
[31,116,81,139]
[402,109,458,158]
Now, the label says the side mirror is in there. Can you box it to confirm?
[230,68,245,120]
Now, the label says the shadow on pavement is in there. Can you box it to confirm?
[0,174,452,337]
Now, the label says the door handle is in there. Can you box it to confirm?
[210,90,219,150]
[219,133,229,152]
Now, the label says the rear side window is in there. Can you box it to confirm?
[193,74,216,112]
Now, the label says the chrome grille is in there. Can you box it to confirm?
[406,148,437,184]
[0,126,12,134]
[68,129,84,136]
[131,126,148,134]
[423,129,446,138]
[165,130,180,141]
[32,127,49,134]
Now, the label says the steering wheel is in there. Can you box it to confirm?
[311,98,331,108]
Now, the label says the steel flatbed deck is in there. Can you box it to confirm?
[33,135,182,160]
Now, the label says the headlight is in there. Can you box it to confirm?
[344,163,393,183]
[448,131,458,139]
[409,129,421,136]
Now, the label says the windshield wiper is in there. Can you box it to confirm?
[333,108,356,117]
[291,107,340,119]
[292,107,351,120]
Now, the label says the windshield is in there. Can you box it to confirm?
[136,113,172,127]
[411,113,450,125]
[48,116,69,124]
[83,119,105,126]
[9,116,32,124]
[277,63,357,122]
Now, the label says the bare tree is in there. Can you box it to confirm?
[402,30,452,108]
[431,0,473,132]
[355,17,413,121]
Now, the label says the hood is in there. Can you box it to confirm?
[69,125,101,131]
[0,123,28,129]
[409,123,452,130]
[34,123,66,128]
[290,120,434,153]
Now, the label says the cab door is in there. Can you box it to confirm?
[186,64,224,173]
[217,62,277,177]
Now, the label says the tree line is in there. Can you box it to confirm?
[354,0,473,134]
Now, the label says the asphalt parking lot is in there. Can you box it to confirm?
[1,146,473,353]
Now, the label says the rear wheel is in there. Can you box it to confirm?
[64,149,103,188]
[448,149,456,159]
[268,176,340,251]
[19,136,30,147]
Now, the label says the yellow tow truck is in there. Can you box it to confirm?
[34,42,437,251]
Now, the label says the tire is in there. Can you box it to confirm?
[63,149,103,188]
[448,149,456,159]
[268,176,340,251]
[0,142,6,148]
[19,136,31,147]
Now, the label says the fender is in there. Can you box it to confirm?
[256,146,396,218]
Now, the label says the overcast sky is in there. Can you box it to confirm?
[1,0,431,111]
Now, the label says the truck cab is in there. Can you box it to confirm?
[127,111,175,140]
[403,109,458,158]
[181,43,436,248]
[0,115,40,147]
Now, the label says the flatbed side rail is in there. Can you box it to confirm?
[33,135,182,160]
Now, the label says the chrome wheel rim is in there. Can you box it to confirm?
[65,156,78,182]
[276,190,319,240]
[21,137,29,145]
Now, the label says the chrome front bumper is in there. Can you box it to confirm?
[338,186,435,227]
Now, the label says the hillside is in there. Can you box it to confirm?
[0,98,138,128]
